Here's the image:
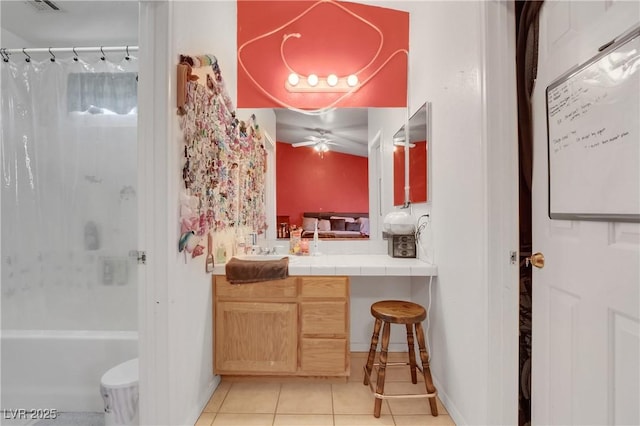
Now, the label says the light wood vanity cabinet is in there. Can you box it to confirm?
[214,275,349,377]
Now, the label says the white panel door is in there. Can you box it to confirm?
[531,2,640,425]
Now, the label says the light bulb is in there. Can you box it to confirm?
[287,73,299,86]
[347,74,358,87]
[307,74,319,87]
[326,74,338,87]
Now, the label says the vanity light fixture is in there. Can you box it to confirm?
[285,73,361,93]
[307,74,319,87]
[287,73,300,86]
[314,141,330,152]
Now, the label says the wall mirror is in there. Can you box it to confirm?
[393,102,430,206]
[273,108,373,240]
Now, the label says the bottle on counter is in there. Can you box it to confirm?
[290,228,302,255]
[311,219,319,255]
[300,239,309,255]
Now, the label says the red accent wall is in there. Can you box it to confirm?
[276,142,368,226]
[393,141,427,206]
[237,0,409,109]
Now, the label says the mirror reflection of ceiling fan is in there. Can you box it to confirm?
[275,108,368,157]
[292,130,338,152]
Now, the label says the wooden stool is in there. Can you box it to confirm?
[363,300,438,418]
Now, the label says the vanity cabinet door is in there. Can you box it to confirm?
[215,301,298,374]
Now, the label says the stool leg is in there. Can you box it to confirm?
[374,321,391,418]
[406,324,418,384]
[364,318,382,386]
[415,322,438,416]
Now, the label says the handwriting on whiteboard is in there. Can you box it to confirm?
[547,51,636,155]
[551,127,631,154]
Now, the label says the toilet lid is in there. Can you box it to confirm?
[101,358,139,388]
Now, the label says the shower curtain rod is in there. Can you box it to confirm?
[2,46,138,55]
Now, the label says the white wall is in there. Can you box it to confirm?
[153,1,240,424]
[361,1,487,423]
[151,1,518,425]
[410,3,488,423]
[1,27,32,48]
[361,2,519,424]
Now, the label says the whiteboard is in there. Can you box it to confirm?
[546,26,640,222]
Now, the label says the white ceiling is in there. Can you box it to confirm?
[1,1,369,157]
[274,108,369,157]
[1,0,138,48]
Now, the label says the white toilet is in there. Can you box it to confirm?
[100,358,139,426]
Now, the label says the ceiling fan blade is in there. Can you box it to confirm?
[301,127,333,134]
[292,141,316,147]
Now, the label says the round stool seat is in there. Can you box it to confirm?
[371,300,426,324]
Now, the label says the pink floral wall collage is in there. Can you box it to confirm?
[177,54,267,261]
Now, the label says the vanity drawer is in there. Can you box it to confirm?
[301,301,348,336]
[300,276,349,298]
[300,338,348,375]
[215,276,298,299]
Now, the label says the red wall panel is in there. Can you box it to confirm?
[276,142,368,226]
[237,0,409,109]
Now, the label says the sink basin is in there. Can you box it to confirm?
[234,254,293,262]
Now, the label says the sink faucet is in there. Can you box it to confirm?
[250,245,275,255]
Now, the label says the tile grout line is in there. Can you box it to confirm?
[212,381,232,424]
[271,382,282,426]
[330,382,336,426]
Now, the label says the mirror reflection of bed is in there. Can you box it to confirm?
[274,108,371,239]
[300,212,370,239]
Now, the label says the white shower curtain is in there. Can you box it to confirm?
[1,54,138,331]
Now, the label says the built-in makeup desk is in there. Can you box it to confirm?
[211,255,436,378]
[211,254,437,277]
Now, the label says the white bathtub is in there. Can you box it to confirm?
[1,330,138,413]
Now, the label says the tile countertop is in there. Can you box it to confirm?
[211,254,437,277]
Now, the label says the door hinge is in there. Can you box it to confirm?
[130,250,147,265]
[510,251,517,265]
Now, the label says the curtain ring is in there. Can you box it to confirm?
[100,46,106,61]
[48,47,56,62]
[22,48,31,63]
[125,45,130,61]
[72,47,79,62]
[1,48,9,63]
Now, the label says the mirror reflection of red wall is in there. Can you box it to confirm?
[276,142,368,226]
[393,141,427,206]
[237,0,409,109]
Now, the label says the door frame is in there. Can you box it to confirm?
[482,1,521,425]
[134,1,523,424]
[137,1,173,424]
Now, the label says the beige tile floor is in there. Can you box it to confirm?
[196,353,456,426]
